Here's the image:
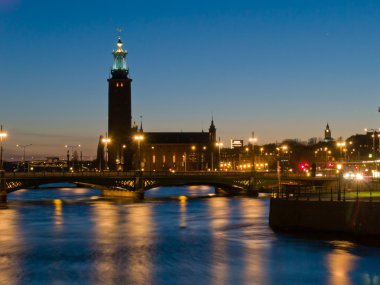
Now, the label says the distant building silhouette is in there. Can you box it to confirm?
[346,131,376,161]
[324,123,333,142]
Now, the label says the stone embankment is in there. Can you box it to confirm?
[270,198,380,237]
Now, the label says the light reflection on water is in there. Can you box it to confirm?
[209,198,230,285]
[1,186,380,284]
[0,208,22,285]
[326,247,357,285]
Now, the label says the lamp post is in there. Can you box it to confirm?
[121,144,126,170]
[0,125,8,170]
[102,134,111,171]
[249,132,257,172]
[365,128,379,161]
[336,141,346,162]
[16,144,32,172]
[183,152,187,171]
[65,144,81,172]
[276,145,288,197]
[79,145,83,172]
[134,134,144,170]
[215,139,223,171]
[337,163,342,201]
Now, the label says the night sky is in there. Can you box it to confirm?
[1,0,380,159]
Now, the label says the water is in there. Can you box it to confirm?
[1,186,380,285]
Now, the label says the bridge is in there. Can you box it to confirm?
[0,170,338,201]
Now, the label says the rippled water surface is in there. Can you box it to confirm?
[1,186,380,285]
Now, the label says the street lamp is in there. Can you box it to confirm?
[121,144,126,168]
[336,163,343,201]
[249,132,257,172]
[102,134,111,170]
[183,153,187,171]
[16,144,32,172]
[0,125,8,170]
[365,128,380,161]
[79,145,83,172]
[134,134,144,170]
[336,141,346,162]
[276,145,288,197]
[215,139,223,171]
[65,144,81,171]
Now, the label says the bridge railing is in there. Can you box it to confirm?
[6,170,256,179]
[5,171,136,178]
[4,170,341,180]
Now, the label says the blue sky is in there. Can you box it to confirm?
[1,0,380,159]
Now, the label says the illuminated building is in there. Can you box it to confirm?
[107,37,217,171]
[107,37,133,170]
[131,118,217,171]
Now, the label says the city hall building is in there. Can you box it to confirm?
[106,37,217,171]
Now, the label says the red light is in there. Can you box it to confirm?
[298,162,309,172]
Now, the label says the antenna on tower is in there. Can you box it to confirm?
[116,27,124,38]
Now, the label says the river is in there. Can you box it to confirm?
[1,186,380,285]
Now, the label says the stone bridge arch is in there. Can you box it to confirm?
[1,171,338,202]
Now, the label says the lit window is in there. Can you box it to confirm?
[163,155,166,163]
[173,155,176,163]
[121,83,124,87]
[153,155,156,163]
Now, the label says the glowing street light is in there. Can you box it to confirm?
[365,128,380,161]
[102,134,111,170]
[134,134,144,170]
[336,163,343,201]
[249,132,257,172]
[336,141,346,162]
[16,144,32,171]
[65,144,81,155]
[121,144,126,167]
[65,144,81,172]
[0,125,8,170]
[276,145,288,196]
[215,139,223,171]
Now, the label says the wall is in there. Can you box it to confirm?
[269,199,380,237]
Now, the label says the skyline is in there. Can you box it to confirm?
[1,0,380,159]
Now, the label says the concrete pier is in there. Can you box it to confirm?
[0,170,6,203]
[270,198,380,237]
[102,189,144,199]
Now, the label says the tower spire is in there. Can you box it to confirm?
[139,115,143,132]
[111,36,129,78]
[209,116,216,143]
[209,115,216,132]
[324,122,332,142]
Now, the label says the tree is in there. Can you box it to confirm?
[95,135,105,171]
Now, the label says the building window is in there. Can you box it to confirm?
[152,155,156,164]
[116,82,119,87]
[173,155,176,163]
[121,83,124,87]
[163,155,166,163]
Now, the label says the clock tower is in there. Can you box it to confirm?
[108,37,133,170]
[324,123,332,142]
